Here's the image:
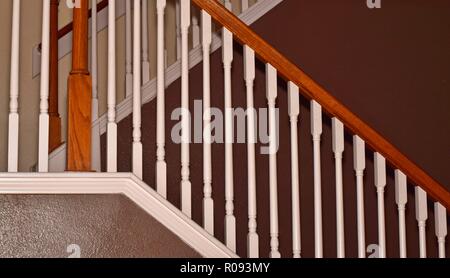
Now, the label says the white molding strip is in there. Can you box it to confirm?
[47,0,283,167]
[0,172,238,258]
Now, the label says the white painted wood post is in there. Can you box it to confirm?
[353,135,366,258]
[267,64,281,258]
[223,9,236,252]
[107,0,118,173]
[91,0,101,173]
[176,0,181,60]
[132,0,143,179]
[311,100,323,258]
[434,202,447,258]
[244,45,259,258]
[395,170,408,258]
[192,8,200,48]
[202,11,214,235]
[288,82,301,258]
[332,118,345,258]
[156,0,167,198]
[415,186,428,258]
[8,0,21,173]
[141,0,150,84]
[125,0,133,98]
[374,153,387,258]
[39,0,51,173]
[180,0,192,218]
[242,0,249,11]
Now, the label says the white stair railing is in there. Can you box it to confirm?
[2,0,449,260]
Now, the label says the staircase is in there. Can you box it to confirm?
[1,0,449,258]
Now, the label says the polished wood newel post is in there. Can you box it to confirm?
[67,0,92,171]
[49,0,62,153]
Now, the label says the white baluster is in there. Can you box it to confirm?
[8,0,21,173]
[180,0,192,217]
[156,0,167,198]
[141,0,150,85]
[176,0,181,60]
[245,45,259,258]
[311,100,323,258]
[107,0,117,173]
[91,0,101,172]
[132,0,143,179]
[242,0,249,11]
[39,0,51,173]
[353,135,366,258]
[434,202,447,258]
[395,170,408,258]
[192,9,200,48]
[223,13,236,253]
[288,82,301,258]
[202,11,214,235]
[125,0,133,97]
[374,153,387,258]
[332,118,345,258]
[415,186,428,258]
[267,64,280,258]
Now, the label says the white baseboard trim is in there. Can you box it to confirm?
[47,0,283,166]
[0,172,238,258]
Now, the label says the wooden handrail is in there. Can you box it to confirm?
[38,0,109,51]
[193,0,450,209]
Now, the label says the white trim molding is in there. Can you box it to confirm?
[0,172,238,258]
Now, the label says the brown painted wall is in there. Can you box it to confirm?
[0,195,201,258]
[102,0,450,258]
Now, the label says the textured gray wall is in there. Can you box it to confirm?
[0,195,201,258]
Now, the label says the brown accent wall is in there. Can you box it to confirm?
[0,195,201,258]
[102,0,450,258]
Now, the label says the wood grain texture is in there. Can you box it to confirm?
[193,0,450,210]
[49,0,62,153]
[67,74,92,171]
[67,0,92,171]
